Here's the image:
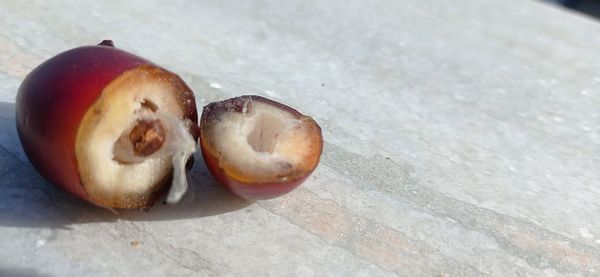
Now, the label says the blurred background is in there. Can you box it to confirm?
[544,0,600,18]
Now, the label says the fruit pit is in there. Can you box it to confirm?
[129,119,166,157]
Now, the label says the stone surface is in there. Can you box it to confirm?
[1,0,600,276]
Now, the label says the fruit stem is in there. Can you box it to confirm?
[98,40,115,47]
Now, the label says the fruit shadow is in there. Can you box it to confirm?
[0,101,252,229]
[0,266,53,277]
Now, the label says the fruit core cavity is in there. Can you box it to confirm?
[246,113,286,154]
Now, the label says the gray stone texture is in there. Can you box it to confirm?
[1,0,599,276]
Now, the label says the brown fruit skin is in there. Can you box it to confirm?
[200,95,323,200]
[16,41,198,208]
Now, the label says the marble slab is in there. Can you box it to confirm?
[1,0,600,276]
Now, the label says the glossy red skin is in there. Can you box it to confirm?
[200,95,322,200]
[16,42,168,203]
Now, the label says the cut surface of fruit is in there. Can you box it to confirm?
[200,95,322,199]
[15,40,198,209]
[76,65,196,208]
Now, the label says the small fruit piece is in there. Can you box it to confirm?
[200,95,323,200]
[16,40,198,209]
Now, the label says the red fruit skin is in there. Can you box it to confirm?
[16,42,154,202]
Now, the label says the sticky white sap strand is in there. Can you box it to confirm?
[154,113,197,203]
[166,143,195,203]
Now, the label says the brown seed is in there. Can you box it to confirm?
[129,119,166,157]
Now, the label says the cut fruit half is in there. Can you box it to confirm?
[200,95,323,200]
[76,65,197,208]
[16,41,199,209]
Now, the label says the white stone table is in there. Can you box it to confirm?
[1,0,600,276]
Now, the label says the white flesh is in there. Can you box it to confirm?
[207,99,314,181]
[76,78,196,205]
